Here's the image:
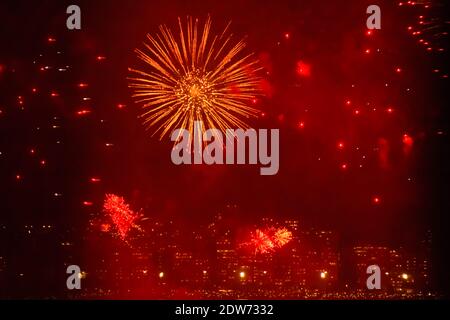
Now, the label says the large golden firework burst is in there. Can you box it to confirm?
[128,16,263,142]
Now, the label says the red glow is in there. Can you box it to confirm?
[402,134,413,147]
[298,121,305,129]
[340,163,348,170]
[50,92,59,97]
[76,109,91,116]
[83,201,93,206]
[372,196,381,204]
[96,56,106,61]
[296,60,311,77]
[387,107,394,113]
[32,88,38,93]
[101,224,111,232]
[78,83,88,88]
[284,33,290,39]
[117,104,126,109]
[395,67,402,73]
[364,49,371,54]
[90,177,101,183]
[40,160,46,166]
[337,141,345,149]
[47,37,56,43]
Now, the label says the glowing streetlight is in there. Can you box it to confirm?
[158,271,164,279]
[401,273,409,280]
[239,271,246,279]
[320,271,328,279]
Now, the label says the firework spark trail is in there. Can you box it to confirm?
[103,194,138,240]
[128,16,263,143]
[402,0,449,55]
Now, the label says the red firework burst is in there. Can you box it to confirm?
[249,229,275,254]
[243,227,293,254]
[103,194,138,240]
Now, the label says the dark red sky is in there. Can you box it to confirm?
[0,0,448,264]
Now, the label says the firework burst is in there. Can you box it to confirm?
[103,194,139,240]
[242,227,293,254]
[249,229,275,254]
[272,227,293,247]
[128,16,263,142]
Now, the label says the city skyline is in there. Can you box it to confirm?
[0,209,436,299]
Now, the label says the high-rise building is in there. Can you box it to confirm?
[216,231,238,286]
[417,230,432,289]
[301,229,339,288]
[352,245,391,290]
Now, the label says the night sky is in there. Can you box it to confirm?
[0,0,449,297]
